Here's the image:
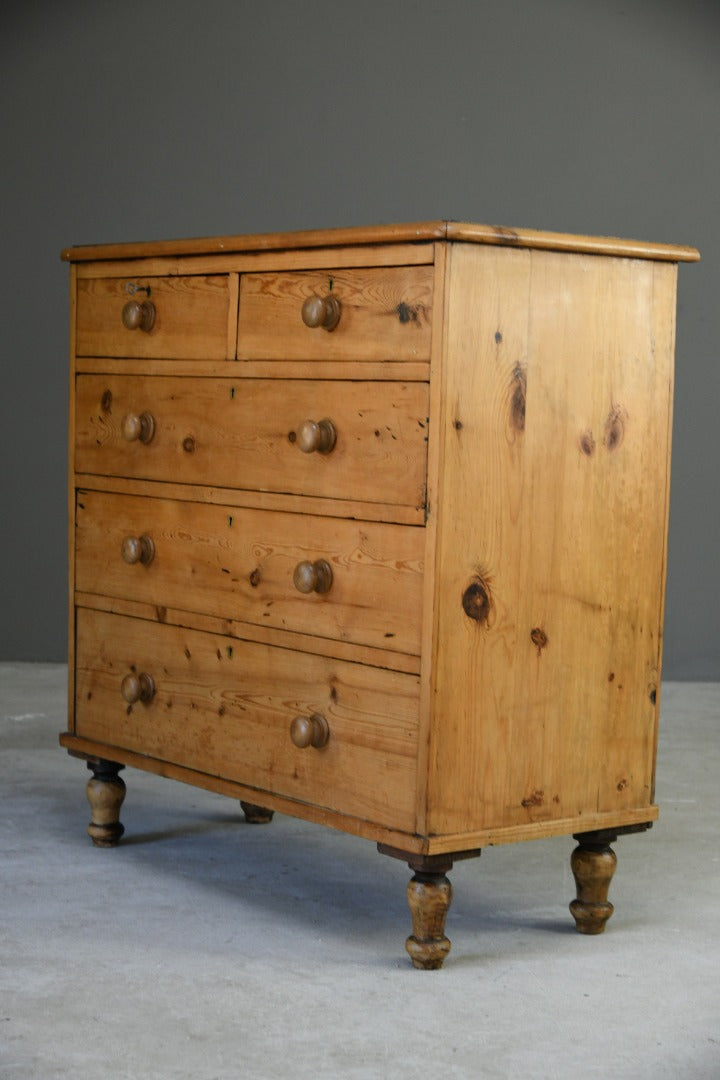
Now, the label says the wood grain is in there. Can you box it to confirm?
[74,591,422,675]
[67,264,78,731]
[74,375,429,509]
[416,241,449,834]
[237,265,433,361]
[62,220,699,264]
[74,358,431,382]
[75,490,425,655]
[75,608,420,830]
[76,275,230,359]
[73,473,425,526]
[62,227,694,882]
[70,243,436,279]
[60,220,697,965]
[426,243,677,835]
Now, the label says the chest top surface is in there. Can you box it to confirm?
[61,219,700,264]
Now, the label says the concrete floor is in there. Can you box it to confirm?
[1,664,718,1080]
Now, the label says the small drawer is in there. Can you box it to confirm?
[75,609,420,830]
[75,491,425,655]
[74,375,429,510]
[76,275,230,359]
[237,265,433,361]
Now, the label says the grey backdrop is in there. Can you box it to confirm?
[2,0,718,678]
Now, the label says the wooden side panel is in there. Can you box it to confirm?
[75,609,420,830]
[75,490,425,656]
[237,265,433,361]
[427,244,676,835]
[76,275,229,359]
[74,375,429,510]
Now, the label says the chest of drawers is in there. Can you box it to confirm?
[60,221,698,968]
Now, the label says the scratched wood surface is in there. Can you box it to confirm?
[425,243,677,835]
[75,489,425,656]
[76,275,230,359]
[75,608,420,830]
[237,265,433,361]
[74,375,429,510]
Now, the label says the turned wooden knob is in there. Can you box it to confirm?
[294,418,337,454]
[121,411,155,444]
[122,298,156,332]
[293,559,333,594]
[120,672,156,704]
[301,294,341,332]
[121,534,155,566]
[290,713,330,749]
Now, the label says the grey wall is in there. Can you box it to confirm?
[2,0,718,678]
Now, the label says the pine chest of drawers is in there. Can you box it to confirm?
[60,221,698,968]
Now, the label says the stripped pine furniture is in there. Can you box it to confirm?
[60,221,698,967]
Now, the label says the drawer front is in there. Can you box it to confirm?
[237,265,433,361]
[75,491,424,655]
[75,609,419,829]
[76,275,230,359]
[75,375,429,509]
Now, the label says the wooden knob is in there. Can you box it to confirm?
[121,534,155,566]
[293,559,333,594]
[295,418,336,454]
[122,299,156,332]
[120,672,155,704]
[301,294,341,332]
[121,411,155,444]
[290,713,330,749]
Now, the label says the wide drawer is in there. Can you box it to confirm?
[74,609,420,829]
[237,265,433,361]
[76,275,230,359]
[75,490,424,655]
[75,375,429,509]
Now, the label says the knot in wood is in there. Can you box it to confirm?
[462,579,493,627]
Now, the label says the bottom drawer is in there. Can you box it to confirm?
[74,608,420,830]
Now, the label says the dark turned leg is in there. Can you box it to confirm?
[240,801,274,824]
[86,759,126,847]
[379,844,481,970]
[569,824,653,934]
[569,832,617,935]
[406,865,454,969]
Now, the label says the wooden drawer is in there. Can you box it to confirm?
[74,609,420,830]
[237,265,433,361]
[75,490,424,655]
[76,275,231,359]
[74,375,429,509]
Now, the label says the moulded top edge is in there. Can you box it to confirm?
[60,220,700,264]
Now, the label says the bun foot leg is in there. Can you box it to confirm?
[570,832,617,935]
[240,801,274,824]
[86,760,126,847]
[406,872,453,970]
